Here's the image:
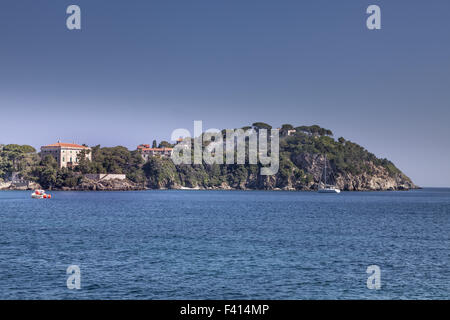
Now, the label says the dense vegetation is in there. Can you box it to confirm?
[0,124,411,190]
[0,144,38,180]
[141,123,405,189]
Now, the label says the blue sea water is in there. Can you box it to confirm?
[0,188,448,300]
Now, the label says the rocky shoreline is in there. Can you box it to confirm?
[1,177,418,192]
[144,153,417,192]
[1,155,418,192]
[0,178,146,192]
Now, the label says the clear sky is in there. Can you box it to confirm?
[0,1,449,187]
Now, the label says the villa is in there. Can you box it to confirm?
[137,144,173,161]
[40,142,91,168]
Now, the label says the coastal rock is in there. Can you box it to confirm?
[0,181,11,190]
[73,178,146,191]
[293,153,416,191]
[0,181,42,191]
[334,169,414,191]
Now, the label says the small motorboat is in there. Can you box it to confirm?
[31,190,52,199]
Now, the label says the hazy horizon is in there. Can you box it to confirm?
[1,0,449,187]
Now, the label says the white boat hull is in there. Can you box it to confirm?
[318,188,341,194]
[31,190,51,199]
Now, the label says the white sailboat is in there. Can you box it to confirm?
[318,155,341,194]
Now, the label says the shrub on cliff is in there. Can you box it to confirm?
[143,157,180,188]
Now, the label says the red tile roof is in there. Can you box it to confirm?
[42,143,89,149]
[140,148,173,151]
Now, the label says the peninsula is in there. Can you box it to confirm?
[0,124,417,192]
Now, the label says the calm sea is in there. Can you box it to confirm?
[0,189,448,299]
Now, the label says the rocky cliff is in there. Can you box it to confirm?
[143,128,417,191]
[149,159,415,192]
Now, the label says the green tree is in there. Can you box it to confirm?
[74,149,91,173]
[34,155,58,189]
[280,124,294,135]
[295,125,333,137]
[3,144,36,153]
[252,122,272,131]
[158,141,173,148]
[143,157,179,188]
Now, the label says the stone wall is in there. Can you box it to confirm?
[84,174,127,181]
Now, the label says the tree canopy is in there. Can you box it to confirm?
[252,122,272,130]
[158,141,173,148]
[295,125,333,137]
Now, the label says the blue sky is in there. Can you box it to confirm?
[0,0,449,186]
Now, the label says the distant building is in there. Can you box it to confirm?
[279,128,297,137]
[40,142,91,168]
[137,144,173,161]
[287,129,296,136]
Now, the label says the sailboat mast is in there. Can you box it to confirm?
[324,155,327,186]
